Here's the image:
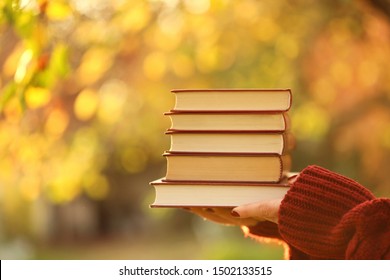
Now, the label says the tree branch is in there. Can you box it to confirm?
[367,0,390,22]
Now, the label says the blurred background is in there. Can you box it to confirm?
[1,0,390,259]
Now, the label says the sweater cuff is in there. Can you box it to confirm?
[247,221,282,240]
[278,165,375,259]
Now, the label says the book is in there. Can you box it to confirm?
[165,111,290,132]
[167,131,295,154]
[164,152,291,183]
[150,178,291,207]
[149,88,295,210]
[171,88,292,112]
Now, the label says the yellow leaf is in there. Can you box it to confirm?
[45,109,69,138]
[77,48,113,86]
[143,52,167,81]
[74,88,98,121]
[292,103,330,141]
[97,80,127,124]
[171,53,194,78]
[120,1,151,32]
[25,87,51,109]
[46,1,73,21]
[4,45,24,78]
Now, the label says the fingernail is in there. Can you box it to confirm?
[231,210,240,217]
[288,173,299,184]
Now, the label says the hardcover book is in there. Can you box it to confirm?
[167,131,295,154]
[166,111,290,132]
[149,88,295,210]
[150,178,292,207]
[171,88,292,112]
[164,152,291,183]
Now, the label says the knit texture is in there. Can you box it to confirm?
[278,165,390,259]
[246,221,282,240]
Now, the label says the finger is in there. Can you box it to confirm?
[288,173,299,184]
[188,207,258,226]
[212,207,258,226]
[188,207,235,225]
[232,199,281,224]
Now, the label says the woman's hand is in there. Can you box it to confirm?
[185,199,281,226]
[185,207,259,226]
[230,175,297,224]
[187,174,298,226]
[231,199,282,224]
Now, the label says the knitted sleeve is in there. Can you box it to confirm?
[279,165,390,259]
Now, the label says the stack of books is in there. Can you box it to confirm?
[150,89,295,208]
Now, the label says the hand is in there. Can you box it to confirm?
[185,207,259,226]
[230,174,298,224]
[186,174,297,226]
[231,199,282,224]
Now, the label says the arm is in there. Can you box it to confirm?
[278,165,390,259]
[235,165,390,259]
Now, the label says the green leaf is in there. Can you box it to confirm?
[50,43,71,77]
[34,43,71,88]
[0,81,17,111]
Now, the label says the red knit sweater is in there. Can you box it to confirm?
[247,165,390,259]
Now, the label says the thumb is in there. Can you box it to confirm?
[231,199,282,224]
